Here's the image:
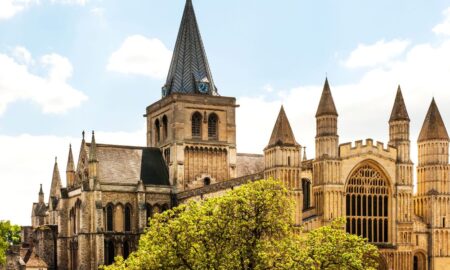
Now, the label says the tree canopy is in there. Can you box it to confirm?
[102,179,379,270]
[0,220,21,265]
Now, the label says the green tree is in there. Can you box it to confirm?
[0,220,21,265]
[101,179,379,270]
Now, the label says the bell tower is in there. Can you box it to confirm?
[145,0,237,191]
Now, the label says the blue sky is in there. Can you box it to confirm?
[1,0,450,225]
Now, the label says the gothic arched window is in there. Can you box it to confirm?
[208,113,218,140]
[302,179,311,210]
[124,204,132,232]
[106,204,114,232]
[345,163,390,243]
[162,115,168,141]
[192,112,202,138]
[123,241,130,260]
[155,119,161,143]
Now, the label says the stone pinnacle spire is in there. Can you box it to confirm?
[89,131,97,162]
[267,106,298,148]
[418,98,449,142]
[389,85,410,122]
[49,157,62,201]
[316,78,338,117]
[66,144,74,172]
[163,0,217,96]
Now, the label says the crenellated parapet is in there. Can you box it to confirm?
[339,139,397,161]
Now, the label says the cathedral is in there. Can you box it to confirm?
[22,0,450,269]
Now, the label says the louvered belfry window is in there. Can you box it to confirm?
[346,164,389,243]
[192,112,202,138]
[208,113,218,140]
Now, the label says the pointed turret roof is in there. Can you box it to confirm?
[267,106,298,148]
[39,184,43,195]
[66,144,74,172]
[418,98,449,142]
[49,158,62,208]
[389,85,410,122]
[164,0,217,96]
[316,78,338,117]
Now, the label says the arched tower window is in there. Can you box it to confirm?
[145,203,153,226]
[345,163,390,243]
[208,113,218,140]
[192,112,202,138]
[155,119,161,143]
[162,115,168,140]
[106,204,114,232]
[302,179,311,210]
[204,177,211,186]
[124,204,132,232]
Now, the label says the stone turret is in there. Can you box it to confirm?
[264,105,302,225]
[415,98,450,268]
[39,184,44,204]
[313,78,343,223]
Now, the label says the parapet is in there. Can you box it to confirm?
[339,139,397,160]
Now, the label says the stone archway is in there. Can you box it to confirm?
[377,255,388,270]
[413,251,427,270]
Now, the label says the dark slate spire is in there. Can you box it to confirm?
[89,131,97,162]
[66,144,74,173]
[267,106,298,148]
[38,184,44,204]
[389,85,410,122]
[418,98,449,142]
[316,78,338,117]
[163,0,217,96]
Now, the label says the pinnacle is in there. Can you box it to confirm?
[267,106,298,148]
[418,98,449,142]
[389,85,410,122]
[316,78,338,117]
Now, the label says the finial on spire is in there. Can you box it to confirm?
[55,156,57,163]
[82,130,85,140]
[39,184,43,194]
[303,147,307,161]
[89,130,97,162]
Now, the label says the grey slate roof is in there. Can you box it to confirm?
[164,0,218,96]
[389,86,410,122]
[85,143,170,186]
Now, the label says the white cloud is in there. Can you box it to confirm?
[0,0,37,20]
[0,127,146,225]
[50,0,88,5]
[343,39,410,68]
[433,8,450,36]
[107,35,173,80]
[0,46,87,115]
[237,9,450,171]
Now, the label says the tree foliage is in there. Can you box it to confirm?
[0,220,21,265]
[101,179,379,270]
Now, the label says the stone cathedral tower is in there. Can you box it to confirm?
[313,78,343,224]
[264,106,303,225]
[145,0,237,191]
[415,98,450,269]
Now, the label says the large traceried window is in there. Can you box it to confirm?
[192,112,202,138]
[346,163,390,243]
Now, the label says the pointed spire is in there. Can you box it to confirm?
[389,85,410,122]
[303,147,307,161]
[89,131,97,162]
[316,78,338,117]
[49,157,62,201]
[38,184,44,204]
[267,106,298,147]
[66,144,74,172]
[418,98,449,142]
[163,0,217,96]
